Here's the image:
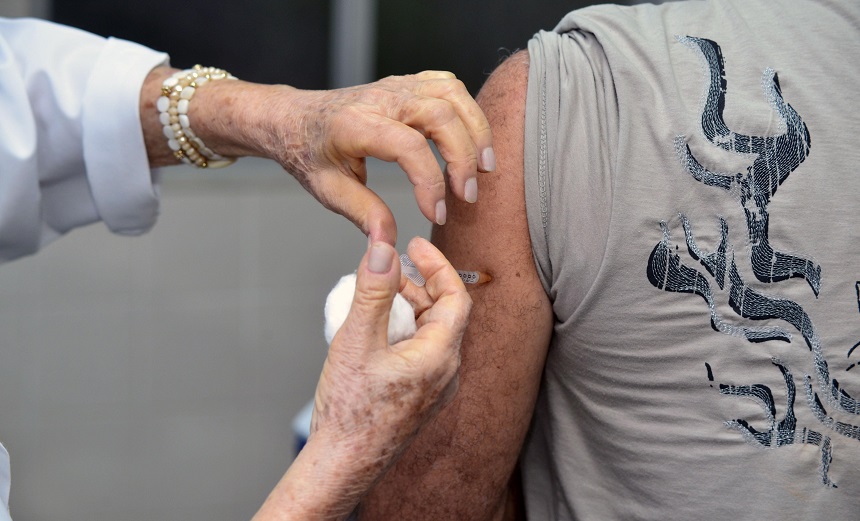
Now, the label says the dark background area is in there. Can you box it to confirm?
[54,0,332,87]
[54,0,611,94]
[376,0,612,93]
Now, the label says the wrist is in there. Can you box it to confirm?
[141,66,296,167]
[189,79,301,163]
[252,428,374,521]
[149,66,237,168]
[140,66,183,167]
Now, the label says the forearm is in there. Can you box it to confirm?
[252,431,370,521]
[139,66,279,168]
[139,65,318,170]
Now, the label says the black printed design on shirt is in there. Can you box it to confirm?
[646,36,860,487]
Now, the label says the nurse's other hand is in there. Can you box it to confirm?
[157,70,493,245]
[250,238,470,521]
[311,237,470,516]
[272,74,494,244]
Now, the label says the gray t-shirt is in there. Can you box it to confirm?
[523,0,860,519]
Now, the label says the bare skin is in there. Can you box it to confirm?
[251,238,471,521]
[136,66,487,520]
[139,67,495,245]
[358,51,554,520]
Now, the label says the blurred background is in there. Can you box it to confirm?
[0,0,633,519]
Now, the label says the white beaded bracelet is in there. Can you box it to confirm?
[157,65,238,168]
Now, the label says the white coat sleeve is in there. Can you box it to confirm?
[0,442,9,521]
[0,17,169,263]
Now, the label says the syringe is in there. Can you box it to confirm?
[400,254,492,287]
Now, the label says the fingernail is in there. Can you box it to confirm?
[481,147,496,172]
[435,200,447,226]
[368,243,394,273]
[464,177,478,203]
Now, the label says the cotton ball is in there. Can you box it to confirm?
[324,273,417,346]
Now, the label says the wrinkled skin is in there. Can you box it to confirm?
[141,69,494,245]
[253,238,471,520]
[138,66,482,520]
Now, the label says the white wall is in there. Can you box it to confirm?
[0,158,430,520]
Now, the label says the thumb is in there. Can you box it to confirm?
[341,242,400,349]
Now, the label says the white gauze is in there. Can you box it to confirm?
[323,273,417,345]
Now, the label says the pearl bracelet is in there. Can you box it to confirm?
[157,65,238,169]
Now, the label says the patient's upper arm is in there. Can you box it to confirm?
[359,50,554,520]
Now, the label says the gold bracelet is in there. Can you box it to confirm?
[156,65,238,169]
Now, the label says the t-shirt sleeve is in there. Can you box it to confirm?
[524,25,618,311]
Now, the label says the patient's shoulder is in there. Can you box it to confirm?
[434,48,533,280]
[476,50,529,120]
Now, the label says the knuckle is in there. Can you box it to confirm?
[425,100,457,124]
[398,130,429,152]
[417,176,446,195]
[423,79,468,111]
[353,285,393,309]
[448,151,479,167]
[440,77,468,96]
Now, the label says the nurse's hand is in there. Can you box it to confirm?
[142,69,494,245]
[251,237,471,521]
[266,73,494,245]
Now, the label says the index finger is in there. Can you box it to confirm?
[309,167,399,245]
[412,74,495,174]
[331,111,448,228]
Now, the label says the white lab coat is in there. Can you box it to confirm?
[0,444,8,521]
[0,17,168,517]
[0,17,168,263]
